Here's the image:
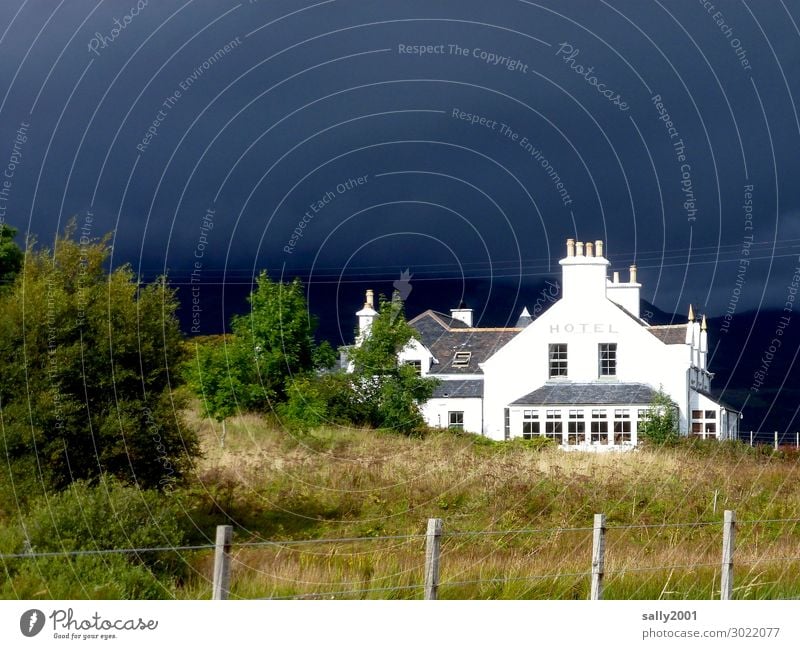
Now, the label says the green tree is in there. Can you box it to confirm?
[230,272,319,406]
[187,273,335,431]
[0,223,23,288]
[638,387,680,446]
[346,293,437,433]
[186,336,256,446]
[0,222,197,494]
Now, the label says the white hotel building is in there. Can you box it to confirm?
[352,239,741,449]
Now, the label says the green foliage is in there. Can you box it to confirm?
[231,272,318,405]
[186,336,252,423]
[346,294,438,433]
[0,222,197,493]
[186,273,335,428]
[0,477,188,598]
[279,372,368,432]
[0,223,23,288]
[638,387,679,446]
[276,294,438,434]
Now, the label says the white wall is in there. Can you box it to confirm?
[397,338,435,375]
[480,298,693,440]
[422,398,483,434]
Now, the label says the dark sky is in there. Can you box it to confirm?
[1,1,799,373]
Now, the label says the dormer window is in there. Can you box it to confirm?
[452,351,472,367]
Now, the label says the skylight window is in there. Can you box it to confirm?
[452,351,472,367]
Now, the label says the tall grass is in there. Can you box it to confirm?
[175,407,800,599]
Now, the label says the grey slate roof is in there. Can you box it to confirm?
[408,310,521,374]
[648,325,688,345]
[432,379,484,398]
[510,382,659,406]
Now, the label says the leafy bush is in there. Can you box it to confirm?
[278,373,368,432]
[638,388,679,446]
[0,477,189,598]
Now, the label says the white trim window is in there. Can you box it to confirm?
[691,409,717,438]
[598,343,617,377]
[591,409,609,445]
[567,412,586,445]
[549,344,567,378]
[545,409,562,443]
[613,408,631,444]
[522,409,540,439]
[448,411,464,430]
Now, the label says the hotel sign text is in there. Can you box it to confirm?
[549,323,620,334]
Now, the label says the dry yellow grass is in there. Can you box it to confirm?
[178,407,800,599]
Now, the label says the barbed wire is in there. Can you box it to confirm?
[444,525,594,537]
[737,518,800,525]
[439,571,590,588]
[736,556,800,566]
[2,514,799,560]
[0,543,215,560]
[605,561,720,575]
[259,582,424,600]
[235,532,426,548]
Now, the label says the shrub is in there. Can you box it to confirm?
[638,387,679,446]
[0,476,189,598]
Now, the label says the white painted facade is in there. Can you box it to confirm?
[351,239,741,448]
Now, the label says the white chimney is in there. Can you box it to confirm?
[606,259,642,318]
[559,238,609,302]
[355,289,378,341]
[450,300,473,327]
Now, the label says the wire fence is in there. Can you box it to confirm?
[739,430,800,448]
[3,514,800,600]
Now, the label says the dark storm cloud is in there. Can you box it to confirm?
[1,0,800,428]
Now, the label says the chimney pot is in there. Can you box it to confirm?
[365,289,374,308]
[613,271,620,283]
[629,264,637,284]
[566,238,575,257]
[576,241,584,256]
[595,240,603,257]
[586,242,594,257]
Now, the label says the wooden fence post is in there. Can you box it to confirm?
[795,432,798,449]
[720,510,736,600]
[424,518,443,600]
[749,430,753,447]
[774,431,779,451]
[212,524,233,600]
[590,513,606,600]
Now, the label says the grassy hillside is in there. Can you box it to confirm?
[175,407,800,600]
